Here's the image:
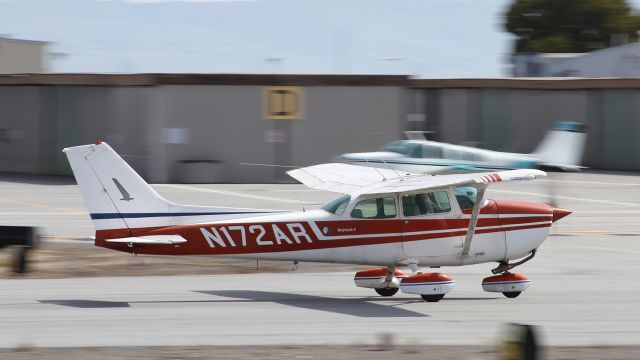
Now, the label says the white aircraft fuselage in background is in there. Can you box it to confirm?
[337,122,587,173]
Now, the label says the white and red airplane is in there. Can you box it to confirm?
[64,142,571,302]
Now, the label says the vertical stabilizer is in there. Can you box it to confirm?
[63,142,170,230]
[532,122,587,170]
[64,142,282,234]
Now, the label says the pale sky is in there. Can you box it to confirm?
[0,0,638,77]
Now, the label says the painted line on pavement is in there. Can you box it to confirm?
[491,189,640,208]
[550,243,640,256]
[155,184,315,205]
[538,179,640,187]
[0,197,83,212]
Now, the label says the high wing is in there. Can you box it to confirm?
[287,163,546,195]
[286,163,416,194]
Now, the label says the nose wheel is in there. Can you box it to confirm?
[502,291,521,298]
[482,272,531,298]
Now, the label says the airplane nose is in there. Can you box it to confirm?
[333,153,354,161]
[552,208,572,222]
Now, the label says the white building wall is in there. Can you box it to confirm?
[514,42,640,77]
[0,39,46,73]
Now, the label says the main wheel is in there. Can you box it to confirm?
[421,294,445,302]
[375,287,399,297]
[503,291,521,298]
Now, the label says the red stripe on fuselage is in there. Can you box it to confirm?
[94,218,551,256]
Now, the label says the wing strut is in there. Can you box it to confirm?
[461,186,487,257]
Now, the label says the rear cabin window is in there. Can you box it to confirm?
[453,186,477,211]
[321,195,351,215]
[402,190,451,216]
[351,197,397,219]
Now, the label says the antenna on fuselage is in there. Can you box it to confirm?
[292,189,306,212]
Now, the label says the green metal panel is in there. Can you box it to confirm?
[480,90,511,151]
[601,90,638,170]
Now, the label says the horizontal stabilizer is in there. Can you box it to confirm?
[105,235,187,245]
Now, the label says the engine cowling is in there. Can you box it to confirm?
[482,272,531,293]
[399,272,455,295]
[354,267,407,289]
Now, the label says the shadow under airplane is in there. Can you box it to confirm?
[38,290,432,318]
[195,290,428,318]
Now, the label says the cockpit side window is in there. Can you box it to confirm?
[421,144,443,158]
[321,195,351,215]
[351,197,397,219]
[402,190,451,216]
[453,186,478,210]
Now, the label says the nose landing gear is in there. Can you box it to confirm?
[482,272,531,298]
[483,250,536,298]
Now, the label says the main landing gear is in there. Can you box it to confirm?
[375,287,399,297]
[353,265,455,302]
[482,250,536,298]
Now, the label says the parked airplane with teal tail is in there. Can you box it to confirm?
[336,122,586,173]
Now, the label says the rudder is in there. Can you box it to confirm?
[63,142,170,231]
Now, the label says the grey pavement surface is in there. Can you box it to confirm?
[0,232,639,348]
[0,171,639,348]
[0,171,639,237]
[3,345,640,360]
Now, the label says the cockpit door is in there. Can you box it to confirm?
[464,199,506,262]
[400,189,464,261]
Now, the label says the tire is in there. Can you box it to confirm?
[375,287,399,297]
[12,246,28,274]
[421,294,445,302]
[503,291,521,298]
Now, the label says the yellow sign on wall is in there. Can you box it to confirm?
[264,86,303,120]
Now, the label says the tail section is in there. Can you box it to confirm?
[531,122,587,170]
[63,142,280,235]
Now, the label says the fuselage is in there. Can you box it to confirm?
[337,140,539,172]
[96,197,563,267]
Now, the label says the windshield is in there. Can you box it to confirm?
[321,195,351,215]
[453,186,478,210]
[379,141,413,156]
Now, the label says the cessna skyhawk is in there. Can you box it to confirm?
[63,142,571,302]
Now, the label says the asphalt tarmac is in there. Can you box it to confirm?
[0,171,639,237]
[1,233,639,348]
[0,171,639,348]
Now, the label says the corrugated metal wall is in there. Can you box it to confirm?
[1,75,639,184]
[419,88,640,171]
[0,81,405,182]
